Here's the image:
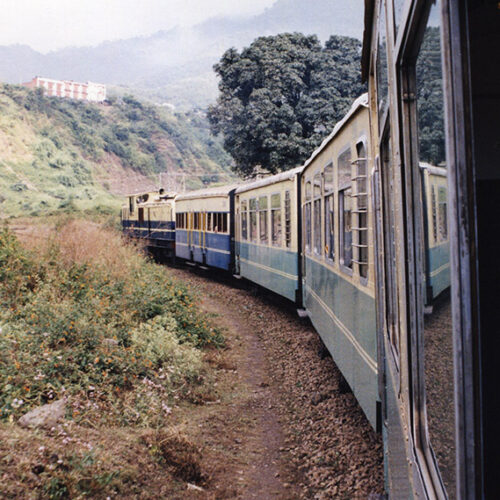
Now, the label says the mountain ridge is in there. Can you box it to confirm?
[0,0,364,108]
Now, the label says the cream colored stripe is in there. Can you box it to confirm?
[305,285,377,373]
[429,262,450,278]
[176,242,230,255]
[240,257,297,281]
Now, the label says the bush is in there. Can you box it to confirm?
[0,221,223,423]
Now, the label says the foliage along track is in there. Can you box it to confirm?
[167,265,384,499]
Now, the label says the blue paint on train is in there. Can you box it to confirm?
[303,256,378,427]
[175,230,232,271]
[426,242,450,301]
[237,241,299,302]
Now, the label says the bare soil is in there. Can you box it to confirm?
[166,265,384,499]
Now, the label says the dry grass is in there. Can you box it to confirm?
[18,218,145,281]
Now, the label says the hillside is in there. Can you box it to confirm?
[0,0,364,109]
[0,84,235,217]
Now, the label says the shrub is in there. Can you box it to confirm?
[0,220,223,423]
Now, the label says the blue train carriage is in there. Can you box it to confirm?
[121,189,176,257]
[234,167,303,303]
[420,163,450,305]
[174,184,239,271]
[300,94,379,429]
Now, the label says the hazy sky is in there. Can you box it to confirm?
[1,0,276,53]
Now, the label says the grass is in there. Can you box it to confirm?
[0,218,224,498]
[0,83,236,219]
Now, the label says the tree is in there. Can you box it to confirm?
[207,33,365,176]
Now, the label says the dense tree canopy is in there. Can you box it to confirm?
[416,26,446,166]
[207,33,365,176]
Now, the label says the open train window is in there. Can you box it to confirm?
[304,181,312,253]
[431,186,437,243]
[271,194,281,246]
[241,200,248,240]
[313,173,322,255]
[324,163,334,261]
[222,213,228,234]
[355,142,369,281]
[438,187,447,242]
[129,196,134,214]
[284,190,291,248]
[249,199,257,242]
[259,196,268,244]
[338,148,352,271]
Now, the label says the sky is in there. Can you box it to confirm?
[1,0,276,53]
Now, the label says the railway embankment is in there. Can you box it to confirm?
[0,218,383,498]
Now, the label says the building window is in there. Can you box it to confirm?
[271,194,282,246]
[241,201,248,240]
[249,199,257,242]
[259,196,268,244]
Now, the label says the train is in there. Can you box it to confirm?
[122,0,498,497]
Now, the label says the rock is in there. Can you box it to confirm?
[187,483,204,492]
[18,399,66,429]
[102,338,119,347]
[311,392,323,406]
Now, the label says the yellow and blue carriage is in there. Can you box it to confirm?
[174,185,239,271]
[300,94,379,428]
[121,189,176,257]
[234,167,303,303]
[420,163,450,305]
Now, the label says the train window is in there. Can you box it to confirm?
[241,201,248,240]
[324,194,334,261]
[313,174,322,255]
[438,187,447,241]
[250,199,257,242]
[271,194,281,246]
[393,0,406,35]
[138,207,144,223]
[129,196,134,214]
[356,142,369,280]
[222,213,228,234]
[339,188,353,270]
[206,212,211,232]
[324,163,334,193]
[304,202,312,253]
[338,148,351,189]
[284,191,291,248]
[414,1,456,496]
[305,181,312,201]
[338,149,352,270]
[259,196,268,244]
[376,1,389,122]
[431,186,437,243]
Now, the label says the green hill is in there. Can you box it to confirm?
[0,84,236,218]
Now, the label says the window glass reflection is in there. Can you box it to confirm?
[416,1,455,497]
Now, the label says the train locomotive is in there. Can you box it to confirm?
[122,0,499,497]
